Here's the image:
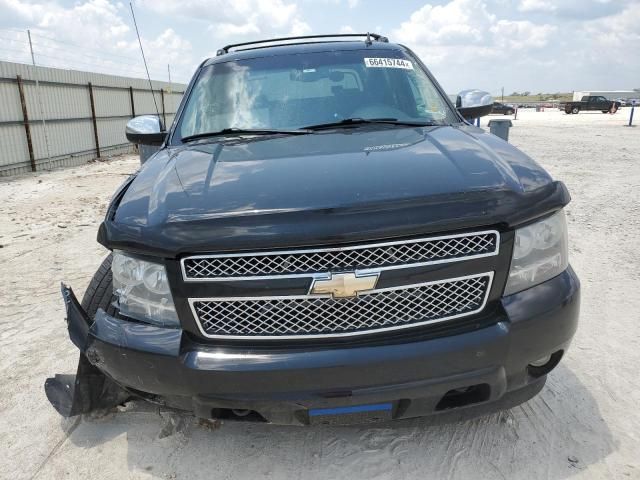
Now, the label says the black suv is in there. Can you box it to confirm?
[46,34,579,426]
[490,102,515,115]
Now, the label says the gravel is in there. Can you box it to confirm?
[0,108,639,480]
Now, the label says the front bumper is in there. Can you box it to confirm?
[47,267,580,425]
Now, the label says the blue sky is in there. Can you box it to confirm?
[1,0,638,95]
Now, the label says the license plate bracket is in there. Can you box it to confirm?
[308,403,393,426]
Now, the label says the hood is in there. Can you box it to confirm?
[104,125,569,256]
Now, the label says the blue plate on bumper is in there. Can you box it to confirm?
[308,403,393,425]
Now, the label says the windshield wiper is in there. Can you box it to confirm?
[181,127,311,143]
[303,118,438,130]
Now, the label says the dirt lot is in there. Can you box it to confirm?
[1,109,639,480]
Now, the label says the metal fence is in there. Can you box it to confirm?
[0,60,187,177]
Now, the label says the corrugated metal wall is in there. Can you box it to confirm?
[0,61,187,177]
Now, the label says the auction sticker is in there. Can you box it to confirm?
[364,58,413,69]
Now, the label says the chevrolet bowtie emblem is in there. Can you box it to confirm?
[309,272,379,298]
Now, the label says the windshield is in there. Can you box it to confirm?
[175,49,457,141]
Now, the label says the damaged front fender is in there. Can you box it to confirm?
[44,284,129,417]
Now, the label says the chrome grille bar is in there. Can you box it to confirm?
[189,272,493,339]
[182,230,499,281]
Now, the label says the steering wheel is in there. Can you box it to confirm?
[350,103,408,119]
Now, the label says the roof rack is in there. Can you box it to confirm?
[216,33,389,56]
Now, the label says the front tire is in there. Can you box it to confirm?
[81,253,116,319]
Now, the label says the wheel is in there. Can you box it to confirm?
[572,107,580,114]
[81,253,117,319]
[565,107,572,114]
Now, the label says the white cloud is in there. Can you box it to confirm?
[0,0,194,82]
[393,0,639,93]
[518,0,556,13]
[289,18,312,36]
[1,0,638,93]
[490,20,556,50]
[574,2,640,68]
[139,0,308,39]
[147,28,192,57]
[6,0,132,46]
[394,0,496,46]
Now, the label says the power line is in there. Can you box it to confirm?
[0,46,30,55]
[30,40,145,67]
[0,42,168,78]
[0,33,168,76]
[23,51,149,75]
[0,28,190,84]
[25,30,144,62]
[0,27,28,35]
[0,35,30,45]
[2,57,170,83]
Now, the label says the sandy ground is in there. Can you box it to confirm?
[1,108,639,480]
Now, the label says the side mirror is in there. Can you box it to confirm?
[125,115,167,146]
[456,90,494,120]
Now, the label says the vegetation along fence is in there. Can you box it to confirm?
[0,60,186,177]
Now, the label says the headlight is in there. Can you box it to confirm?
[112,251,179,327]
[504,210,569,296]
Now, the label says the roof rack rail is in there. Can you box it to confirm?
[216,33,389,56]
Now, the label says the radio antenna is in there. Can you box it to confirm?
[129,2,160,119]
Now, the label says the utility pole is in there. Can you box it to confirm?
[501,86,504,103]
[27,30,53,171]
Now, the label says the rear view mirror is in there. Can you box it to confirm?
[456,90,494,120]
[126,115,167,146]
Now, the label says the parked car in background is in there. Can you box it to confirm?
[561,96,621,114]
[490,102,515,115]
[45,33,579,426]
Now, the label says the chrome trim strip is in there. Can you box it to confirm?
[188,272,494,340]
[180,230,500,282]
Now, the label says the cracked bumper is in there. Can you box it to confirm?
[49,268,580,425]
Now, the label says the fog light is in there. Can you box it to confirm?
[527,350,564,378]
[529,355,552,367]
